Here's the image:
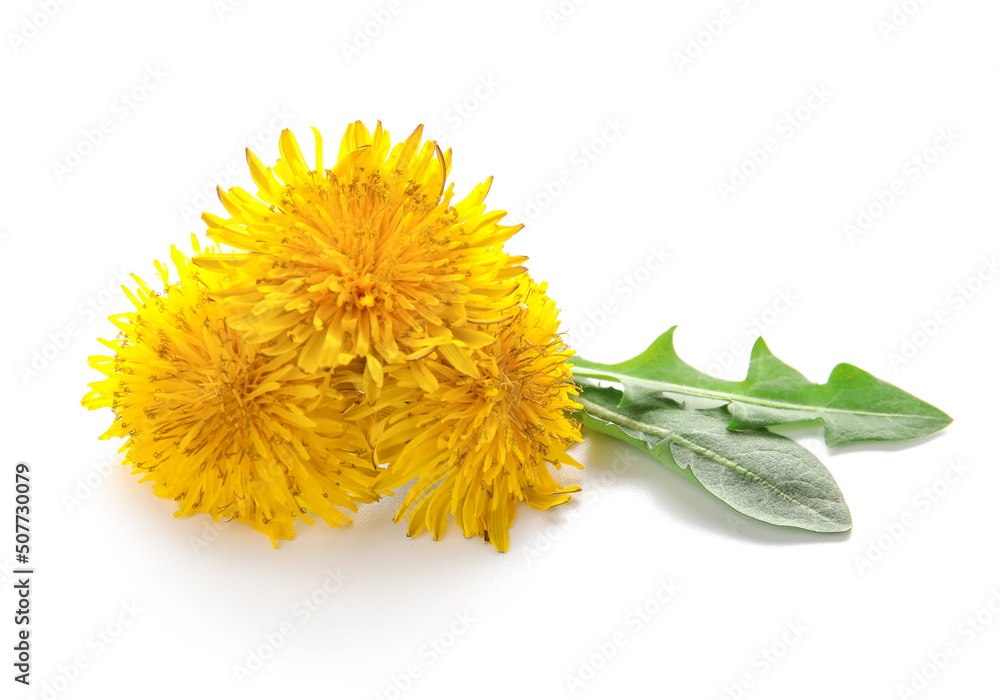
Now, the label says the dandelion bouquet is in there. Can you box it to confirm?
[83,122,951,551]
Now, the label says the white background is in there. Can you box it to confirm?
[2,1,998,698]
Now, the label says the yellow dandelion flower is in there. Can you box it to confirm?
[364,278,584,552]
[82,239,378,546]
[195,122,526,396]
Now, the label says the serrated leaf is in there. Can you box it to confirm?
[577,381,852,533]
[571,326,951,447]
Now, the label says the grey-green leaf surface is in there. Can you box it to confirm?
[577,381,852,533]
[571,326,951,447]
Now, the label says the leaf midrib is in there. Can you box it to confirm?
[577,395,836,522]
[573,365,931,422]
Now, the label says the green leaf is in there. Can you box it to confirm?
[571,326,951,447]
[577,381,852,533]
